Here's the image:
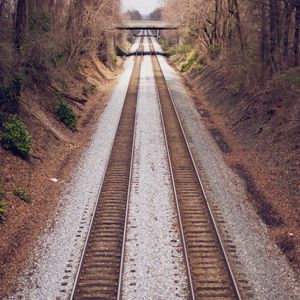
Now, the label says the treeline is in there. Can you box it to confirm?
[163,0,300,81]
[0,0,120,159]
[149,8,162,21]
[126,9,142,20]
[126,8,162,21]
[0,0,120,114]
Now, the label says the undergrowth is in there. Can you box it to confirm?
[231,82,243,96]
[0,115,32,159]
[159,38,205,73]
[14,187,32,204]
[55,98,77,131]
[0,76,22,114]
[180,50,204,72]
[82,84,97,97]
[0,188,7,221]
[0,188,5,199]
[115,45,126,57]
[280,68,300,88]
[111,51,118,67]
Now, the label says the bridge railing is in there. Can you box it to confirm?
[116,20,178,30]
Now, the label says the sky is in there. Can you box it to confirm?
[122,0,162,15]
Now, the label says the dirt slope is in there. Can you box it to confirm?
[179,63,300,272]
[0,57,120,297]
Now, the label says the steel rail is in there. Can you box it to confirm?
[146,31,196,300]
[149,35,242,300]
[70,36,144,300]
[116,30,145,300]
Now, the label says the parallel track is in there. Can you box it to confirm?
[70,37,144,300]
[71,34,242,300]
[149,36,242,300]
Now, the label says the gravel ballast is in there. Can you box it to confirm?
[7,36,300,300]
[151,37,300,300]
[121,45,188,299]
[8,39,141,300]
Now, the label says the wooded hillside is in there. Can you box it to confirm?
[0,0,120,116]
[163,0,300,82]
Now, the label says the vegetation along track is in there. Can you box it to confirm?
[70,36,144,299]
[149,36,242,300]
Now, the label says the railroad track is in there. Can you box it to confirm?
[70,36,144,299]
[148,36,242,300]
[71,33,243,300]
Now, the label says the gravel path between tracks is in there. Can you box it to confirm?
[8,39,141,300]
[121,48,189,299]
[152,37,300,300]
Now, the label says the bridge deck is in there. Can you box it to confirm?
[116,20,177,30]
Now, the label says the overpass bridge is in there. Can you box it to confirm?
[116,20,178,31]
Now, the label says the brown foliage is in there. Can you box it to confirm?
[0,0,120,82]
[163,0,300,80]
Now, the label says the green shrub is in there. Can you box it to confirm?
[1,116,32,158]
[82,84,97,97]
[158,38,177,56]
[180,50,205,72]
[290,76,300,87]
[0,188,7,220]
[0,188,5,200]
[0,200,7,220]
[55,99,77,131]
[177,44,192,55]
[167,47,177,56]
[110,51,118,67]
[115,45,126,57]
[50,51,66,67]
[180,50,199,72]
[14,187,32,203]
[82,86,89,97]
[282,69,300,87]
[231,83,243,96]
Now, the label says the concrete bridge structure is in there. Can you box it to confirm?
[116,20,178,31]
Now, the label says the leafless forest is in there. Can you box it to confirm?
[2,1,300,112]
[162,0,300,82]
[0,0,120,114]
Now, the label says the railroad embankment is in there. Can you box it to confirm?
[167,46,300,272]
[0,55,121,297]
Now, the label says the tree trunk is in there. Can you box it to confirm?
[260,1,268,65]
[269,0,278,71]
[232,0,243,54]
[15,0,28,50]
[294,2,300,66]
[0,0,5,19]
[283,1,293,66]
[213,0,220,44]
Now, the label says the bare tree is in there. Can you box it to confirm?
[15,0,28,50]
[294,0,300,65]
[162,0,300,78]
